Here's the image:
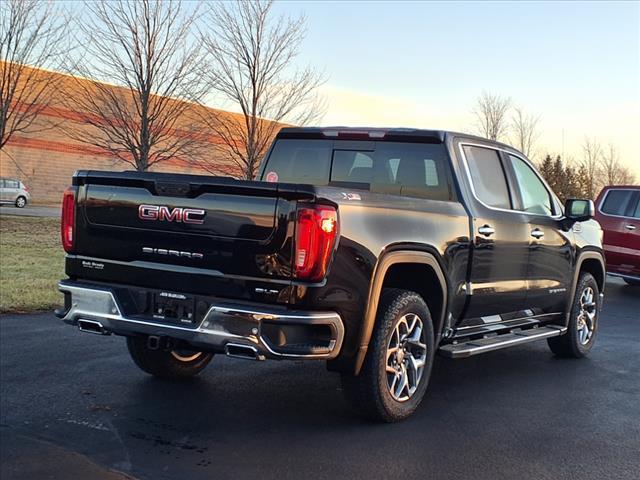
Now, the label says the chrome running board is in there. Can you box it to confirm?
[438,325,567,359]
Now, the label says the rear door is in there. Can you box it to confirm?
[458,144,531,320]
[505,154,572,314]
[597,188,639,275]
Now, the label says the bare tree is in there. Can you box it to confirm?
[510,106,540,158]
[0,0,67,151]
[580,137,603,198]
[62,0,208,171]
[200,0,326,180]
[599,143,636,185]
[472,91,511,142]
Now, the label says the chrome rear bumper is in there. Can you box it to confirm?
[56,280,344,360]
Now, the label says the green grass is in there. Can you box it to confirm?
[0,216,65,313]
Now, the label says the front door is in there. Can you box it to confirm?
[505,154,573,314]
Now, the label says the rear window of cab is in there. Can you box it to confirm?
[261,139,455,202]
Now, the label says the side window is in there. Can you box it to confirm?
[6,180,18,188]
[331,143,453,201]
[463,146,511,209]
[509,155,553,216]
[600,189,634,217]
[633,197,640,219]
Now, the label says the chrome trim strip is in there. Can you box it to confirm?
[208,305,341,320]
[454,312,562,331]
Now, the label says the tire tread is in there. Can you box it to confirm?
[547,272,598,358]
[342,288,435,422]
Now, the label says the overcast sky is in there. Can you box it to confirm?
[270,1,640,175]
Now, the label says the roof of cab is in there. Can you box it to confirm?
[276,127,520,153]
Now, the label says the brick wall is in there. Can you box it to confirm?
[0,64,246,204]
[0,140,232,204]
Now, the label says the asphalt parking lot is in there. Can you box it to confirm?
[1,277,638,480]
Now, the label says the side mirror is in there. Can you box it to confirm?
[565,198,595,222]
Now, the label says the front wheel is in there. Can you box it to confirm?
[341,288,435,422]
[126,337,213,379]
[547,272,600,358]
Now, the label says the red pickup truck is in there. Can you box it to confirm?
[594,185,640,285]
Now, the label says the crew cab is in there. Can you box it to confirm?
[56,128,605,422]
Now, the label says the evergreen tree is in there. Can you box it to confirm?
[575,165,591,199]
[552,156,565,198]
[538,155,557,192]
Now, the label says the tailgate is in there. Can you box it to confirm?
[72,171,316,281]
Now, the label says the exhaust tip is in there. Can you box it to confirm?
[78,319,109,335]
[225,343,263,361]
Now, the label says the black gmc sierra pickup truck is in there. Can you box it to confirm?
[56,127,605,422]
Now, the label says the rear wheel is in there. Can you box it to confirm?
[547,272,600,358]
[126,337,213,379]
[341,289,435,422]
[15,196,26,208]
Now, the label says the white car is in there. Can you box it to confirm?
[0,178,31,208]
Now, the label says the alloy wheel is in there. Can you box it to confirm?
[576,286,597,345]
[170,350,203,362]
[385,313,428,402]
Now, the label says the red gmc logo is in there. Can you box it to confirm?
[138,205,206,225]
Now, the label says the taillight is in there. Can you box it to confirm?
[61,187,75,253]
[294,205,339,281]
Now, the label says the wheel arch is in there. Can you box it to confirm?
[353,250,448,375]
[565,251,605,324]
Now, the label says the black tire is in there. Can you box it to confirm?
[547,272,600,358]
[624,278,640,286]
[15,196,27,208]
[126,336,213,379]
[341,288,435,422]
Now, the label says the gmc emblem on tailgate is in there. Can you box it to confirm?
[138,205,206,225]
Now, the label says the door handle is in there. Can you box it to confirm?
[626,224,636,231]
[478,225,495,237]
[531,228,545,239]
